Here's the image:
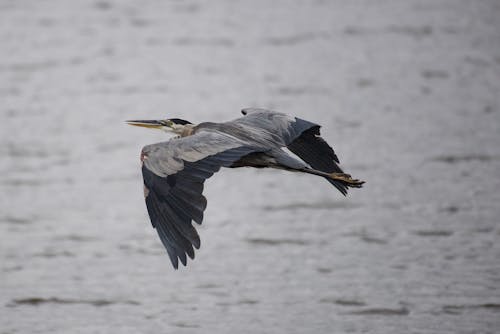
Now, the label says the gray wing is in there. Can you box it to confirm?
[141,131,264,269]
[234,108,318,147]
[236,108,347,194]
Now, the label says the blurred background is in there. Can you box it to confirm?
[1,0,499,333]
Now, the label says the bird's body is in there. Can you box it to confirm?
[127,108,364,268]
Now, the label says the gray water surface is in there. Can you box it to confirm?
[1,1,500,333]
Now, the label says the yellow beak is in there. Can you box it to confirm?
[125,120,164,129]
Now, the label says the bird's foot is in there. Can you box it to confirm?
[329,173,365,188]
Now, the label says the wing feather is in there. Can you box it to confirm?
[287,126,347,195]
[161,201,200,248]
[238,109,348,195]
[235,108,318,146]
[141,131,266,268]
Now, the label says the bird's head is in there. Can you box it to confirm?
[126,118,193,135]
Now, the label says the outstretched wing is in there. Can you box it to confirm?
[236,108,347,194]
[234,108,318,147]
[141,131,264,269]
[286,126,347,195]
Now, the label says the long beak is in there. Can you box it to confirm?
[125,120,163,129]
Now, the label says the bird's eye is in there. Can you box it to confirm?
[160,120,173,127]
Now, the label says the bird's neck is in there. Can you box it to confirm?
[167,124,195,137]
[180,124,195,137]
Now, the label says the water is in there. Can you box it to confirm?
[1,0,500,333]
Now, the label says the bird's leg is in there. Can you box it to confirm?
[297,167,365,188]
[328,173,365,187]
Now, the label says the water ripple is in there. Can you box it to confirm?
[345,307,410,316]
[263,201,359,211]
[263,32,330,46]
[8,297,141,308]
[441,303,500,315]
[320,298,366,307]
[413,230,454,237]
[431,154,498,164]
[245,238,309,246]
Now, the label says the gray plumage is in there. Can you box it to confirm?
[131,108,364,269]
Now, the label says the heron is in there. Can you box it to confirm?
[127,108,364,269]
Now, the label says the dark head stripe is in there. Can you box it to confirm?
[169,118,192,125]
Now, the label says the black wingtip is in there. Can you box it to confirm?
[186,245,195,260]
[169,254,179,269]
[325,178,348,196]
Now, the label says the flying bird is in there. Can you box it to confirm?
[127,108,364,268]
